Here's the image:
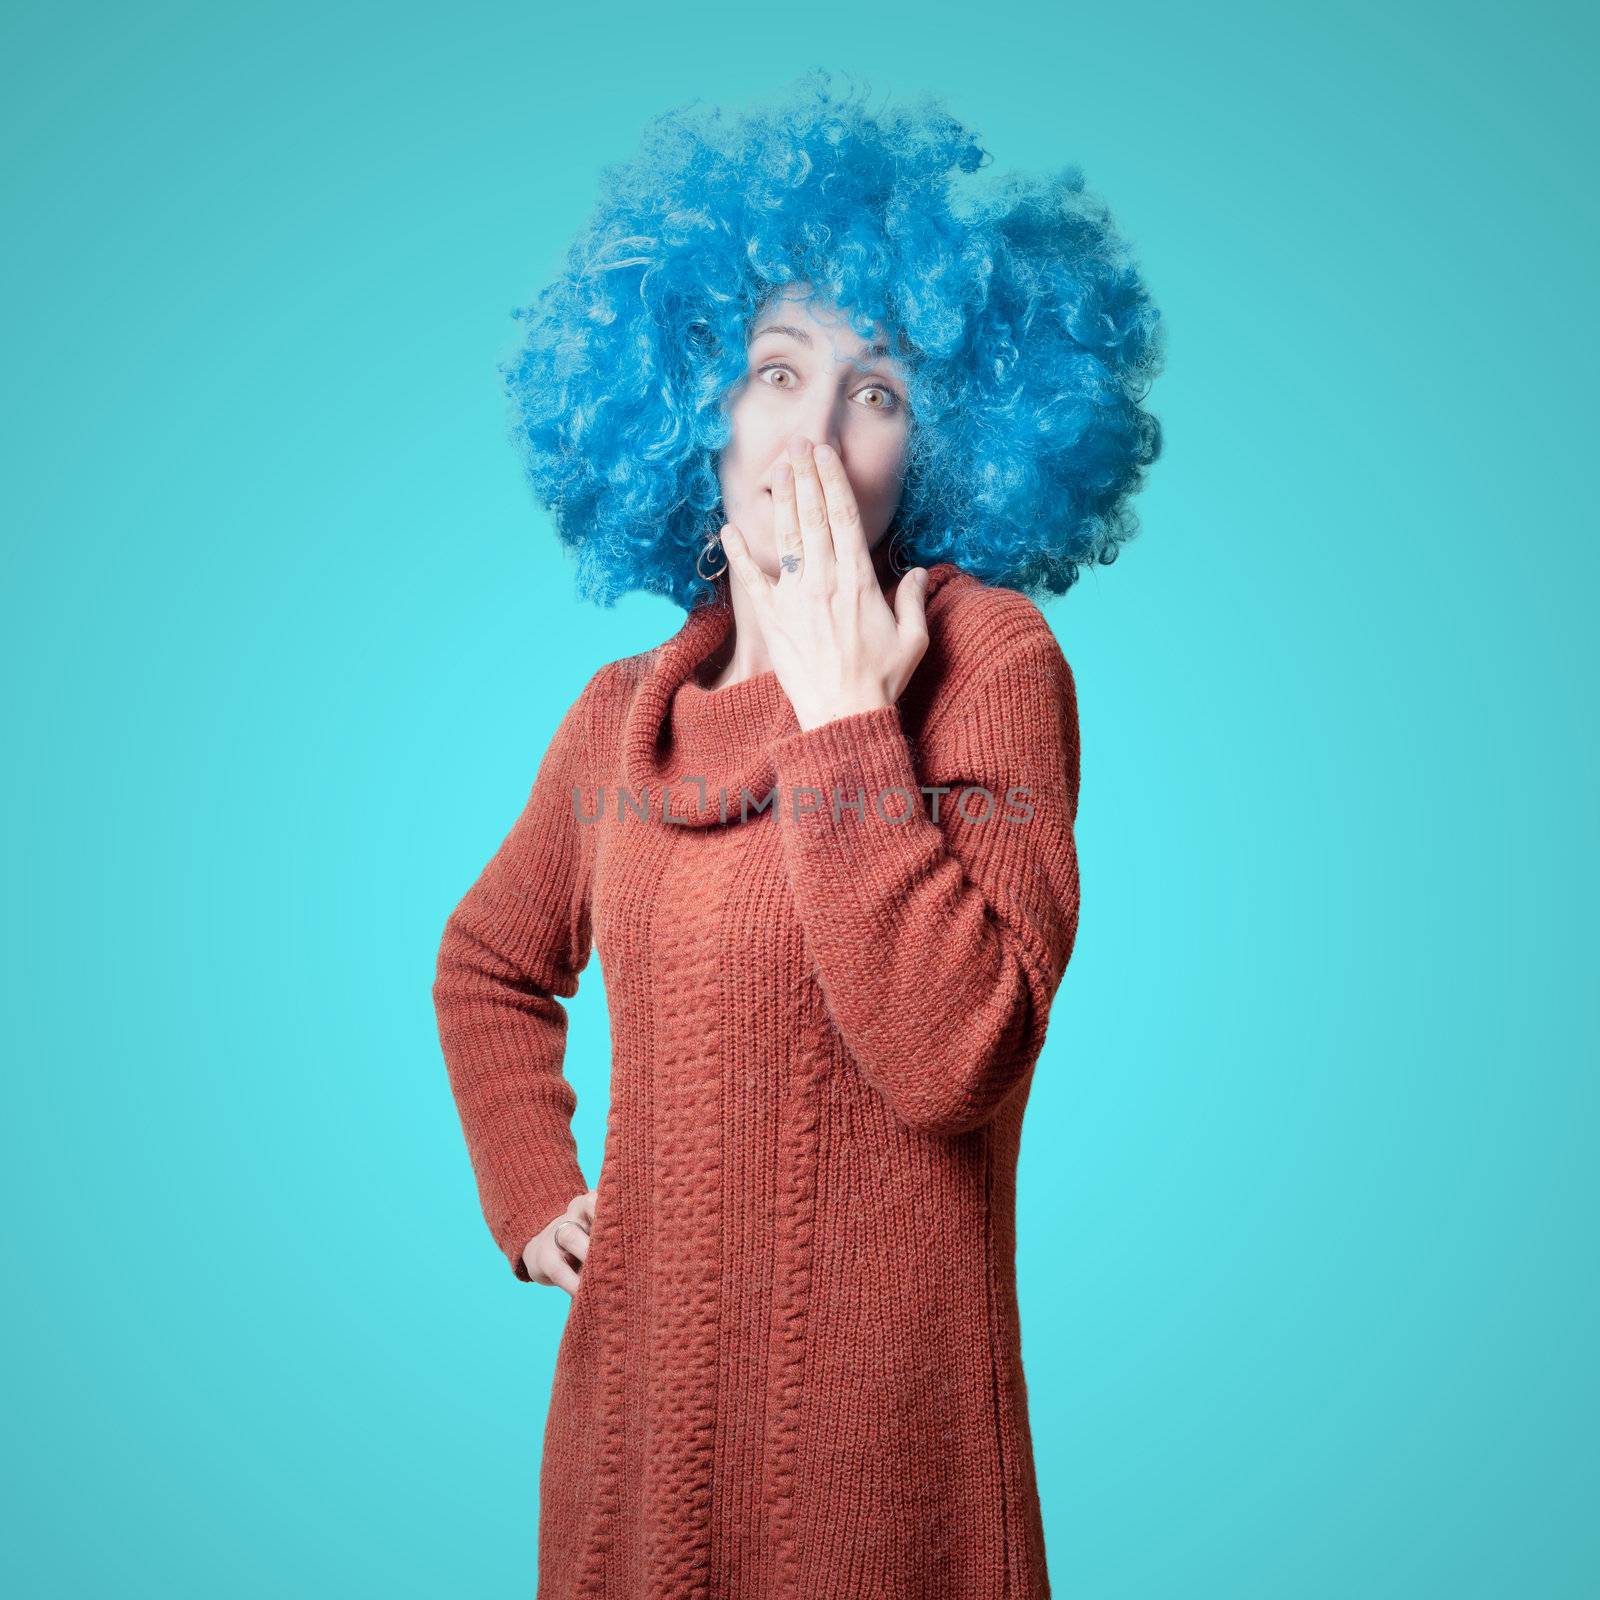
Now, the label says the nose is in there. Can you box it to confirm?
[784,427,843,472]
[786,397,846,460]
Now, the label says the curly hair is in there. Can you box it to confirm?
[499,69,1166,611]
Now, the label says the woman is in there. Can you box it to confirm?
[433,71,1163,1599]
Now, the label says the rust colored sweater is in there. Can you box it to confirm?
[433,561,1082,1599]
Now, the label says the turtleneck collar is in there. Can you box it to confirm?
[619,561,968,828]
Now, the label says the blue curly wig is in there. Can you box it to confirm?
[499,69,1166,611]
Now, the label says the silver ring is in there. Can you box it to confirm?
[553,1218,589,1251]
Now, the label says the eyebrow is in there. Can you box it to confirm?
[751,322,892,362]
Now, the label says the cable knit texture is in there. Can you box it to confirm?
[433,561,1082,1598]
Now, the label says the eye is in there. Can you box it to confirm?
[755,362,903,414]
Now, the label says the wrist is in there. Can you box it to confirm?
[794,694,895,732]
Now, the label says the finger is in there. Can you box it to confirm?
[812,442,869,580]
[546,1222,587,1288]
[787,438,836,583]
[576,1190,597,1226]
[893,566,931,653]
[769,461,806,583]
[527,1235,580,1293]
[555,1220,591,1270]
[719,523,775,601]
[545,1242,582,1294]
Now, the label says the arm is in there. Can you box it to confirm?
[432,681,598,1280]
[766,629,1081,1137]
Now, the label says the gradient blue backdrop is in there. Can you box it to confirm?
[4,2,1594,1594]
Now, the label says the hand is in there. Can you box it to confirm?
[522,1189,597,1295]
[718,436,930,733]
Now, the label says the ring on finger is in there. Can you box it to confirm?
[773,462,805,577]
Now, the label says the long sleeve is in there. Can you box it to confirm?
[766,628,1081,1137]
[432,681,598,1280]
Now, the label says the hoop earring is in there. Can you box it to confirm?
[887,529,913,577]
[696,530,728,582]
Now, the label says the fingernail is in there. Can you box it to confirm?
[787,435,811,461]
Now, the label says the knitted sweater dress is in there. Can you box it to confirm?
[433,560,1082,1599]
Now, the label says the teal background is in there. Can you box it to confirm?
[4,1,1594,1594]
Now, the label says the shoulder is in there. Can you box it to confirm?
[930,568,1059,662]
[575,645,659,726]
[559,642,670,772]
[535,656,635,766]
[563,647,660,719]
[912,570,1074,733]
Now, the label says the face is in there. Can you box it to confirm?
[716,285,911,579]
